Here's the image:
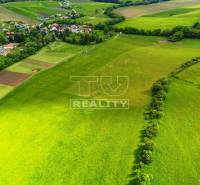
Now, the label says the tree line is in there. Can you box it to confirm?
[130,57,200,185]
[131,77,169,185]
[93,0,169,5]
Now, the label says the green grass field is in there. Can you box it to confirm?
[6,41,90,75]
[1,35,200,185]
[0,5,36,24]
[0,84,13,99]
[0,1,113,24]
[1,1,65,21]
[143,78,200,185]
[177,62,200,84]
[74,2,113,24]
[114,0,200,18]
[116,4,200,30]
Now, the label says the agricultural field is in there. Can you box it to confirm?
[115,0,200,18]
[0,1,66,22]
[143,77,200,185]
[116,4,200,30]
[70,2,114,24]
[0,1,113,24]
[1,0,200,184]
[1,35,200,185]
[0,5,36,24]
[0,42,87,98]
[177,61,200,84]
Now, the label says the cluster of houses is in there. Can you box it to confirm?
[0,43,18,56]
[40,9,81,22]
[49,24,92,33]
[0,20,92,56]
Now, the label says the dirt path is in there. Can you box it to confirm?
[114,0,200,18]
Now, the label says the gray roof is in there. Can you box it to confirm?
[0,46,7,55]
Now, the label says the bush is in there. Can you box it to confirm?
[168,31,184,42]
[152,82,163,95]
[140,138,154,151]
[133,171,152,185]
[143,124,159,138]
[141,150,153,164]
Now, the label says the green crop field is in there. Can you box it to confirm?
[1,1,66,21]
[114,0,200,18]
[0,1,113,24]
[72,2,113,24]
[0,5,36,24]
[177,61,200,84]
[143,77,200,185]
[1,35,200,185]
[116,4,200,30]
[0,84,13,99]
[1,0,200,184]
[6,42,83,74]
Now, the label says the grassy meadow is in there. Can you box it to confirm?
[0,5,36,24]
[143,78,200,185]
[1,1,66,21]
[0,1,113,24]
[1,35,200,185]
[114,0,200,18]
[64,2,113,24]
[6,42,84,74]
[177,62,200,84]
[117,4,200,30]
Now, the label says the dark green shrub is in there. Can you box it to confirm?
[143,124,159,138]
[133,171,152,185]
[168,31,184,42]
[140,138,154,151]
[141,150,153,164]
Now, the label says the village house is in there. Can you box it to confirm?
[3,43,18,50]
[48,23,92,34]
[65,24,92,33]
[0,43,19,56]
[6,31,15,41]
[0,46,8,56]
[70,25,79,33]
[49,23,60,31]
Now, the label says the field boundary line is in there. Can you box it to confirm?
[128,56,200,185]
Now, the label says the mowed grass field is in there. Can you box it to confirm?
[143,77,200,185]
[0,5,36,24]
[117,4,200,30]
[114,0,200,18]
[1,1,65,21]
[72,2,113,24]
[1,35,200,185]
[6,42,84,74]
[0,1,113,24]
[0,42,86,100]
[177,62,200,84]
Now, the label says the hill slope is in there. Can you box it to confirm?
[117,4,200,30]
[1,35,200,185]
[144,78,200,185]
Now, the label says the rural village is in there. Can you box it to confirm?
[0,1,93,56]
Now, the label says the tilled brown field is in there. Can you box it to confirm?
[0,70,30,86]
